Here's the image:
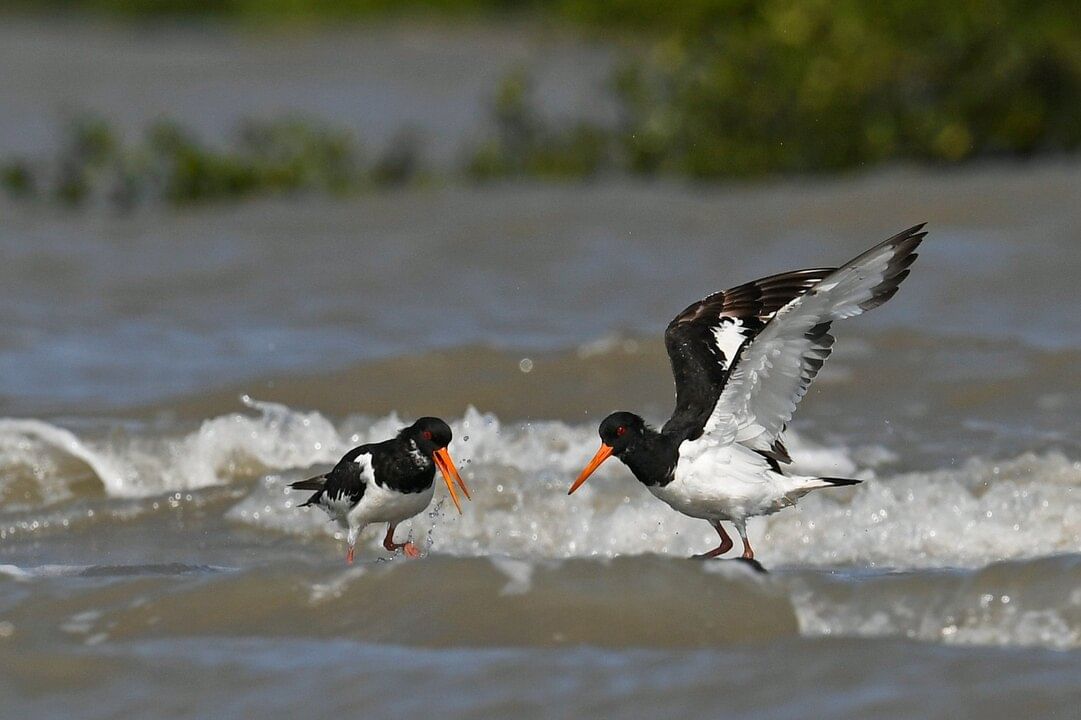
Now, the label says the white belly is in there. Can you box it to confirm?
[648,441,789,522]
[348,482,434,527]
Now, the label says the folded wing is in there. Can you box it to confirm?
[290,445,372,512]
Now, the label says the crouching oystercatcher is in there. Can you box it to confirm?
[569,224,927,562]
[291,417,469,563]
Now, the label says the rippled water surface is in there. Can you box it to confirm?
[2,21,1080,720]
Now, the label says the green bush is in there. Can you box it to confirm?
[4,1,1080,194]
[1,114,382,208]
[0,161,35,198]
[466,70,611,181]
[582,0,1081,176]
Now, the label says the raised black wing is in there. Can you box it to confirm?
[661,268,835,442]
[705,224,926,455]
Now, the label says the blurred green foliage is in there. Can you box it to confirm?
[6,0,1081,184]
[1,114,430,209]
[6,0,535,20]
[153,119,362,203]
[466,70,610,181]
[583,0,1081,176]
[0,161,35,198]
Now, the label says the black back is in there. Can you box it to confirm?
[368,436,437,494]
[297,445,371,507]
[294,437,436,509]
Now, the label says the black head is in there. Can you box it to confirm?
[401,416,471,514]
[405,416,453,455]
[597,411,648,456]
[568,411,649,495]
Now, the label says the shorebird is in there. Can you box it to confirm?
[291,417,469,563]
[569,225,926,560]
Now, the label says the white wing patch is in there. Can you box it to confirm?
[316,453,374,520]
[707,299,834,451]
[711,317,748,366]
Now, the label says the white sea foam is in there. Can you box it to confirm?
[0,398,347,500]
[1,402,1078,569]
[0,419,127,504]
[763,452,1081,567]
[0,564,93,580]
[789,555,1081,649]
[489,556,545,595]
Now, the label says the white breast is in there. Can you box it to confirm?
[349,481,435,527]
[648,440,790,522]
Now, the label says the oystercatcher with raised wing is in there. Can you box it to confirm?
[291,417,470,563]
[569,225,927,561]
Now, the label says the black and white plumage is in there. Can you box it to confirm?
[290,417,470,563]
[569,225,927,560]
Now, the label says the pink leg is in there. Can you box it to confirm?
[383,524,421,558]
[692,522,734,559]
[735,520,754,560]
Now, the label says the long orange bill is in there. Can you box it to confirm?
[568,443,614,495]
[433,447,470,514]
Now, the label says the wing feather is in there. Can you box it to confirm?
[706,224,927,452]
[291,446,373,514]
[662,268,834,440]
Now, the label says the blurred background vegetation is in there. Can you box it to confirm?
[5,0,1080,205]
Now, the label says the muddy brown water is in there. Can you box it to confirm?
[1,20,1080,720]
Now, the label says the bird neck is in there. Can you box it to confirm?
[618,428,679,488]
[370,439,436,494]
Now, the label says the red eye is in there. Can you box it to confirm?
[616,426,626,437]
[422,430,433,441]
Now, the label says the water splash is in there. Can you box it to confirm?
[2,403,1078,569]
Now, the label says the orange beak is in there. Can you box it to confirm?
[433,447,470,514]
[568,443,614,495]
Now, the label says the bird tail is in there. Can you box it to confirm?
[818,476,861,487]
[289,475,327,507]
[784,475,861,502]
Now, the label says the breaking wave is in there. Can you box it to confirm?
[0,400,1078,569]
